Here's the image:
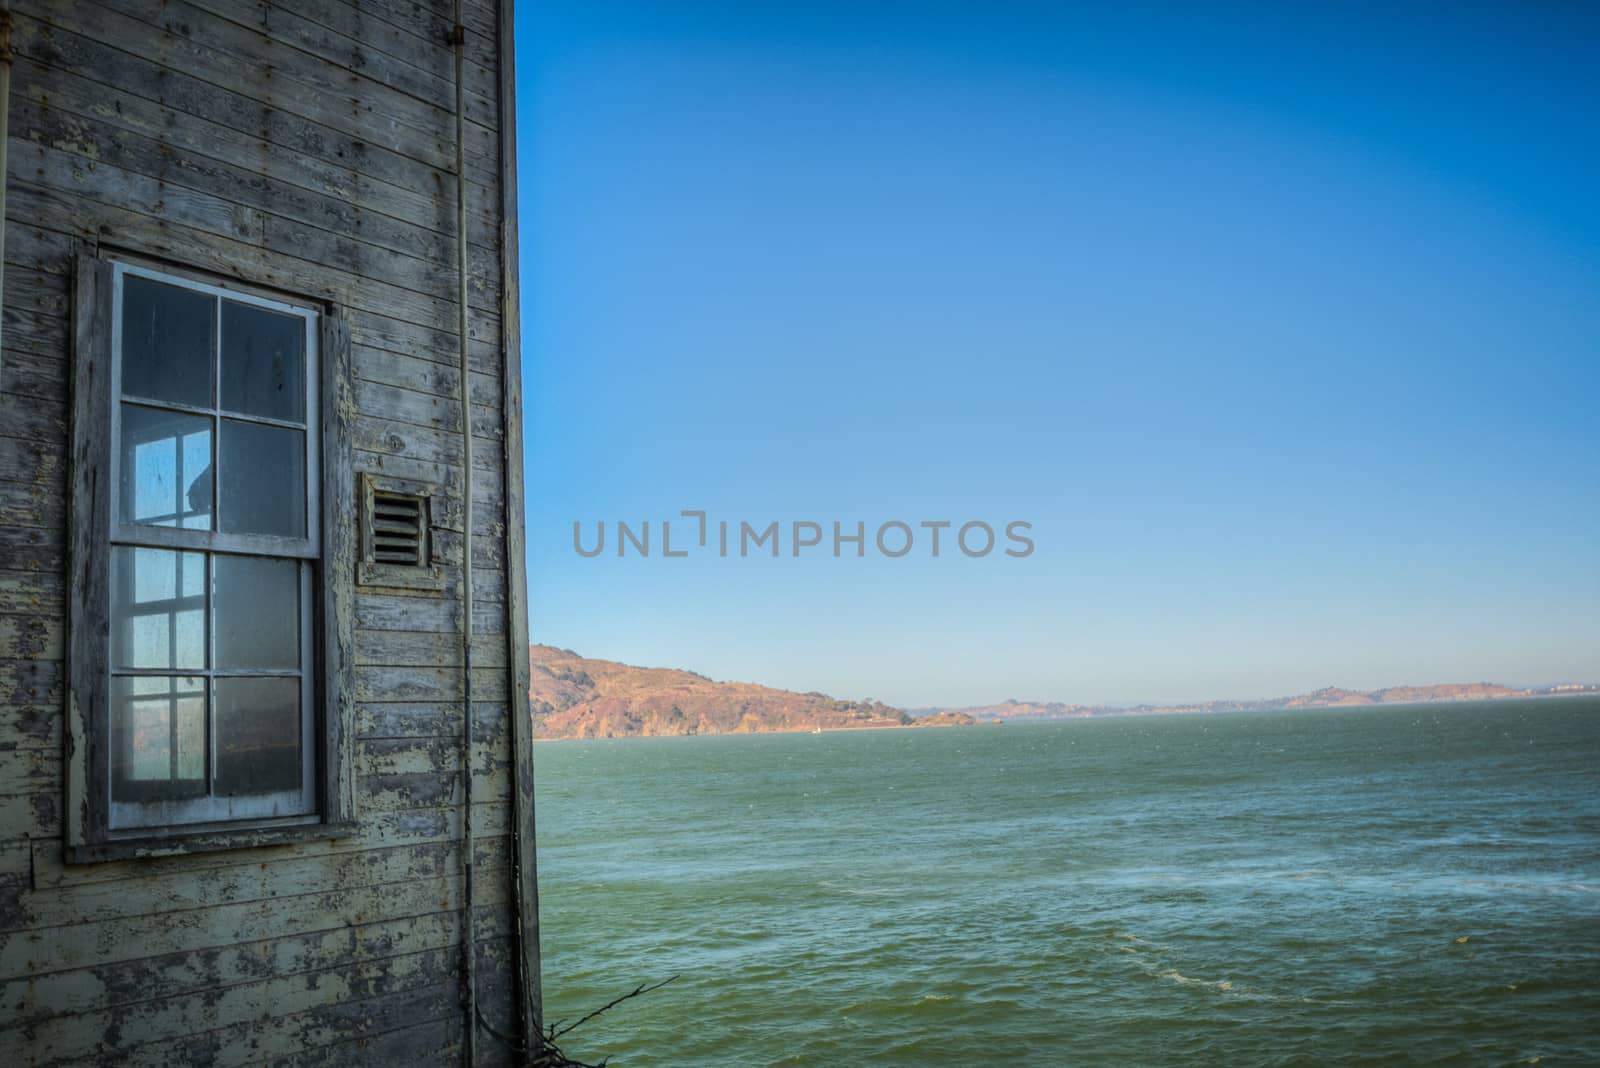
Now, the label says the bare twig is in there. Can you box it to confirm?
[550,975,680,1041]
[526,974,681,1067]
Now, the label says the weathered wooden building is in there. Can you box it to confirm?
[0,0,542,1062]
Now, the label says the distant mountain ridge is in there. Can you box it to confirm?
[531,645,1596,740]
[530,645,972,739]
[910,681,1599,722]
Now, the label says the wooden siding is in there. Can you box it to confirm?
[0,0,535,1062]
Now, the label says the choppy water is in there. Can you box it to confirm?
[534,700,1600,1065]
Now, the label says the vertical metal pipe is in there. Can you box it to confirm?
[452,5,478,1064]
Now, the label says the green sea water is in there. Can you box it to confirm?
[534,699,1600,1065]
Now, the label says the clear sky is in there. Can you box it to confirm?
[514,1,1599,708]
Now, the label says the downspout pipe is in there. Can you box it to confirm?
[1,1,13,387]
[452,5,478,1065]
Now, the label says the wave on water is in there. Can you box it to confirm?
[537,700,1600,1067]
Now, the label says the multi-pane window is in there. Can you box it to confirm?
[108,263,320,829]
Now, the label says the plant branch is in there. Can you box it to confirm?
[549,975,681,1041]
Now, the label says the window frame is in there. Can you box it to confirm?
[67,250,357,862]
[110,263,319,829]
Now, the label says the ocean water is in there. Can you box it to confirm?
[534,700,1600,1065]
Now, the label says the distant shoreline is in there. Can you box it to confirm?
[531,692,1597,742]
[530,645,1597,742]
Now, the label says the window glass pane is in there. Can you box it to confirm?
[215,677,302,796]
[111,547,207,670]
[120,404,213,529]
[219,420,305,538]
[121,274,215,408]
[111,675,207,802]
[221,301,306,424]
[215,556,300,670]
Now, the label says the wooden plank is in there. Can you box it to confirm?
[9,945,464,1063]
[176,0,499,124]
[0,479,66,530]
[0,656,64,713]
[351,343,502,412]
[321,313,358,830]
[0,301,69,361]
[0,789,58,839]
[0,613,62,660]
[4,836,509,939]
[2,907,505,1031]
[1,260,69,316]
[28,805,511,893]
[356,590,507,634]
[65,252,113,854]
[0,434,66,489]
[9,138,498,312]
[357,763,511,813]
[357,630,508,669]
[123,976,470,1067]
[0,525,63,573]
[27,0,494,182]
[275,0,499,75]
[10,139,266,245]
[2,214,78,272]
[357,700,506,740]
[10,85,502,279]
[497,0,544,1038]
[354,664,510,703]
[0,704,63,752]
[0,568,65,618]
[0,389,67,443]
[274,1013,462,1068]
[351,562,509,606]
[353,377,504,442]
[0,345,70,404]
[426,528,509,571]
[7,27,501,246]
[471,932,523,1060]
[346,306,502,377]
[0,747,59,796]
[5,180,490,338]
[353,412,505,475]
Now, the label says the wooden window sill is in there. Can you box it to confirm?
[66,820,358,864]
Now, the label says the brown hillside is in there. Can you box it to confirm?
[1286,683,1525,707]
[530,646,912,739]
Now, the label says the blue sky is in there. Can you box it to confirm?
[515,1,1599,707]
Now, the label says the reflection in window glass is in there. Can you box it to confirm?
[215,677,302,796]
[215,556,300,670]
[120,404,213,529]
[111,547,207,671]
[121,275,215,409]
[107,267,320,827]
[221,301,305,423]
[111,675,207,802]
[219,420,305,538]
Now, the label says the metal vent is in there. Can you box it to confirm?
[369,491,428,566]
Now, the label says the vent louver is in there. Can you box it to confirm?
[370,491,427,566]
[357,474,442,589]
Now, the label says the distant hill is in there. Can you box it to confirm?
[530,646,919,739]
[911,681,1597,722]
[531,648,1597,739]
